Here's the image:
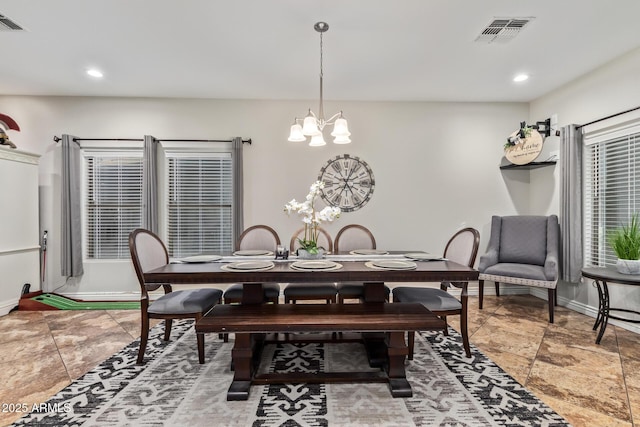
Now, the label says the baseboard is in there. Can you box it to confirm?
[0,298,19,316]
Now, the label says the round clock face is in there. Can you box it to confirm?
[318,154,375,212]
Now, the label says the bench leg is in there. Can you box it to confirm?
[227,333,253,400]
[386,331,412,398]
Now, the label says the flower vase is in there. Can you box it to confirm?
[297,248,325,260]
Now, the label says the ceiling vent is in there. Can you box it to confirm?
[0,13,25,31]
[475,17,534,43]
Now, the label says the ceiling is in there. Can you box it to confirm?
[1,0,640,103]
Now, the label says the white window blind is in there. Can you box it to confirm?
[584,126,640,267]
[85,153,143,259]
[166,153,233,257]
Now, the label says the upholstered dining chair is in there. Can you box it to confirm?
[333,224,390,303]
[223,225,281,305]
[392,227,480,358]
[478,215,559,323]
[284,226,337,303]
[129,228,223,365]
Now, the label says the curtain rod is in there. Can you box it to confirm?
[576,106,640,130]
[53,136,251,144]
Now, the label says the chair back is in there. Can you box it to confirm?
[495,216,551,266]
[290,227,333,253]
[129,228,169,291]
[237,225,281,251]
[334,224,376,252]
[444,227,480,268]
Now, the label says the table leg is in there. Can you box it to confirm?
[595,280,610,345]
[386,331,412,398]
[227,333,253,400]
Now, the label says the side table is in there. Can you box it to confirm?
[581,267,640,344]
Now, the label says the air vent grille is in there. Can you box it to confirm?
[475,17,533,43]
[0,13,25,31]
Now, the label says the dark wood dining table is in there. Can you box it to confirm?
[144,253,479,399]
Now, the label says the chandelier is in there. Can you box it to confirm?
[287,22,351,146]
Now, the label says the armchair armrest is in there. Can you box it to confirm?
[478,249,498,272]
[544,214,560,281]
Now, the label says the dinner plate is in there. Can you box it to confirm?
[290,260,339,270]
[349,249,389,255]
[404,252,443,261]
[370,260,417,270]
[179,255,222,263]
[222,261,274,271]
[233,250,274,256]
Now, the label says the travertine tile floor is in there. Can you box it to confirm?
[0,294,638,426]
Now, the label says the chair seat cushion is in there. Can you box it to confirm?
[223,283,280,300]
[483,262,548,281]
[284,283,337,297]
[336,282,391,296]
[393,287,462,311]
[148,288,222,315]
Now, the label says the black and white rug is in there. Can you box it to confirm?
[14,321,570,426]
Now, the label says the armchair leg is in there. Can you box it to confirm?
[479,280,484,309]
[495,282,500,297]
[137,315,149,365]
[548,288,555,323]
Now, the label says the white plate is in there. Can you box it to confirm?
[350,249,389,255]
[223,261,274,270]
[371,260,417,270]
[404,252,443,261]
[233,250,274,256]
[290,260,339,270]
[179,255,222,263]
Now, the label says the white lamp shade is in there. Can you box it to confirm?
[309,133,327,147]
[287,124,306,142]
[302,116,320,136]
[333,134,351,144]
[330,118,351,137]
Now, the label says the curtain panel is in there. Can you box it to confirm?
[143,135,158,233]
[232,137,244,248]
[61,134,84,277]
[559,124,583,282]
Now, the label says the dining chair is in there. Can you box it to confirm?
[284,226,338,303]
[478,215,559,322]
[392,227,480,358]
[223,225,281,305]
[333,224,390,303]
[129,228,223,365]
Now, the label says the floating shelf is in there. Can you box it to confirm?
[500,161,557,170]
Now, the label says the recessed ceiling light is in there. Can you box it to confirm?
[513,74,529,82]
[86,69,104,78]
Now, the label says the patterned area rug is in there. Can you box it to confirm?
[14,320,570,426]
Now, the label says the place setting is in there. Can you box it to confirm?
[289,260,343,271]
[349,249,389,255]
[232,249,274,256]
[403,252,445,261]
[175,255,222,263]
[365,259,417,270]
[221,260,275,272]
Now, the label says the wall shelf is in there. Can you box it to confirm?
[500,160,557,170]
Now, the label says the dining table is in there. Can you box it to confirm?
[143,251,479,400]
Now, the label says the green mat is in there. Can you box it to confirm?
[29,293,140,310]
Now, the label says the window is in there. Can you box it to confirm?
[584,123,640,267]
[165,153,233,257]
[84,151,143,259]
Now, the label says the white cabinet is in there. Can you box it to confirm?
[0,147,40,316]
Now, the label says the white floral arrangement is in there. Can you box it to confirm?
[284,181,341,254]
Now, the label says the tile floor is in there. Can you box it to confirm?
[0,294,638,426]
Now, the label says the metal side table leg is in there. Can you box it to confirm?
[595,280,610,344]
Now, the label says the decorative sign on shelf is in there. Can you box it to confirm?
[0,113,20,149]
[503,127,543,165]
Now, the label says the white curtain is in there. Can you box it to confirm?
[232,137,244,247]
[560,125,583,282]
[61,134,84,277]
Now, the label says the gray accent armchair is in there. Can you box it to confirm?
[478,215,559,322]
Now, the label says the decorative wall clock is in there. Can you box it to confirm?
[318,154,374,212]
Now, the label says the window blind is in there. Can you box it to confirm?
[85,154,143,259]
[584,128,640,267]
[166,154,233,257]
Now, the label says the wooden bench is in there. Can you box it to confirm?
[196,302,445,400]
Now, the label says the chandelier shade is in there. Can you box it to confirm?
[287,22,351,146]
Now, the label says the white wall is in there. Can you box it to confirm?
[530,46,640,327]
[0,95,527,298]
